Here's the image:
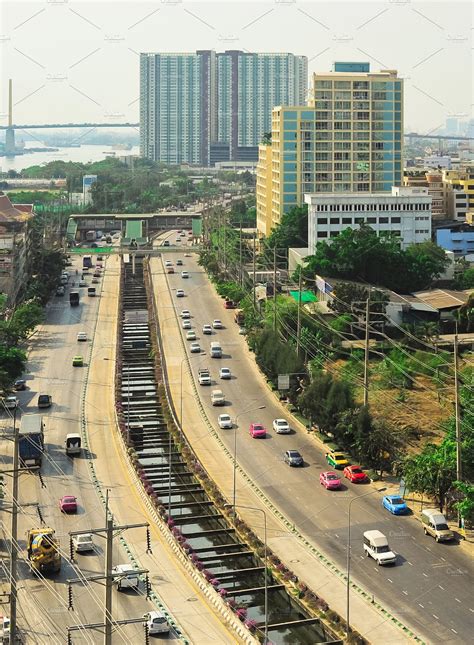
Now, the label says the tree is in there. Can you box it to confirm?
[0,346,27,391]
[266,205,308,252]
[301,225,449,293]
[0,301,43,346]
[355,417,404,477]
[297,372,333,432]
[453,481,474,527]
[454,267,474,290]
[403,443,456,513]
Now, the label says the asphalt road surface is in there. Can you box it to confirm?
[159,245,474,645]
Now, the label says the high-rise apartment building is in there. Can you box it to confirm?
[256,62,404,237]
[140,50,307,166]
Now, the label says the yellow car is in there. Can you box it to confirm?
[325,451,349,470]
[72,355,84,367]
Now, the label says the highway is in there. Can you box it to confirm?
[1,250,236,644]
[153,242,474,645]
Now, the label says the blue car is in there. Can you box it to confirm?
[382,495,408,515]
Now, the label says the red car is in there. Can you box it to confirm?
[320,471,342,490]
[343,465,368,483]
[249,423,266,438]
[59,495,78,513]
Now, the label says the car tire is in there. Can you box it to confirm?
[423,528,428,535]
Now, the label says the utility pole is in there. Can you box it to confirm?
[223,214,227,276]
[9,408,19,644]
[454,333,462,526]
[273,246,277,332]
[296,271,302,355]
[67,503,150,643]
[239,222,243,288]
[252,232,257,310]
[363,298,370,407]
[104,493,113,644]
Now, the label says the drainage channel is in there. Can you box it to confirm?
[120,256,339,645]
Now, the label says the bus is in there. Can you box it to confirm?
[83,255,93,269]
[86,230,96,242]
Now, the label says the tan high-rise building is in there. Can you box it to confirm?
[256,62,404,237]
[256,142,273,237]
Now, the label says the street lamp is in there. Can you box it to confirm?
[233,404,266,512]
[346,487,386,637]
[225,503,268,644]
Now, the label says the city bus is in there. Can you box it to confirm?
[83,255,93,269]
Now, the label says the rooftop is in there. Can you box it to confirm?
[0,195,34,222]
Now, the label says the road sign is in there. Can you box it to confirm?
[278,374,290,390]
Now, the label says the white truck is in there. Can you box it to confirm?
[198,368,211,386]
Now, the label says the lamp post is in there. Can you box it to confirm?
[232,404,266,513]
[226,504,268,644]
[346,487,386,637]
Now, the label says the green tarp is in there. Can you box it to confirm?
[289,290,318,303]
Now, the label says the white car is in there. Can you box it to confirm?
[180,310,191,319]
[218,414,233,429]
[181,271,189,278]
[273,418,291,434]
[144,611,170,635]
[212,319,223,329]
[182,320,192,329]
[165,260,172,267]
[186,330,196,341]
[77,331,88,342]
[219,367,231,380]
[3,396,18,410]
[190,342,201,353]
[73,533,94,552]
[112,564,139,590]
[2,616,10,640]
[202,324,212,334]
[176,289,185,298]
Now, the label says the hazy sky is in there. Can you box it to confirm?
[1,0,472,133]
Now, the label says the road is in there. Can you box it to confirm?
[155,244,474,645]
[1,251,237,644]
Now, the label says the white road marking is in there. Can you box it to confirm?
[407,561,413,566]
[334,533,339,538]
[402,590,408,595]
[387,578,393,583]
[433,614,439,620]
[438,585,445,590]
[455,598,461,603]
[451,629,458,634]
[418,603,424,609]
[440,556,446,561]
[423,572,428,577]
[469,608,474,613]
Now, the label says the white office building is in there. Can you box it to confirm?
[305,186,432,250]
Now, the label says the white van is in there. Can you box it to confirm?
[210,342,222,358]
[211,389,225,406]
[363,530,397,565]
[112,564,139,591]
[421,509,454,542]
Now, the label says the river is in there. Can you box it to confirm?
[0,144,140,173]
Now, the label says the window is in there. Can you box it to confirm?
[367,217,376,223]
[317,231,328,238]
[391,217,401,224]
[355,217,364,224]
[379,217,389,223]
[317,218,328,224]
[330,217,340,224]
[342,217,352,224]
[330,231,339,238]
[315,80,332,88]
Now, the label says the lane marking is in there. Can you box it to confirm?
[422,573,428,577]
[455,598,461,603]
[407,561,413,566]
[387,578,393,583]
[418,603,424,609]
[402,590,408,595]
[469,608,474,613]
[440,556,446,561]
[433,614,439,620]
[451,629,458,634]
[439,585,445,591]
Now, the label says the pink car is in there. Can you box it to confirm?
[59,495,78,513]
[320,471,342,490]
[249,423,266,438]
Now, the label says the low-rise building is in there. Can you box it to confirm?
[435,223,474,257]
[442,166,474,222]
[304,186,432,251]
[0,194,34,304]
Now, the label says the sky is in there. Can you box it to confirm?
[1,0,472,133]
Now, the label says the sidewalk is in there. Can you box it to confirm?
[84,255,239,644]
[150,257,416,644]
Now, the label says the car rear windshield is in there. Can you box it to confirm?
[391,497,404,505]
[352,468,363,474]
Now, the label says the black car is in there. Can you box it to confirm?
[284,450,304,467]
[14,378,27,391]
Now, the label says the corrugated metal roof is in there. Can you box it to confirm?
[413,289,471,310]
